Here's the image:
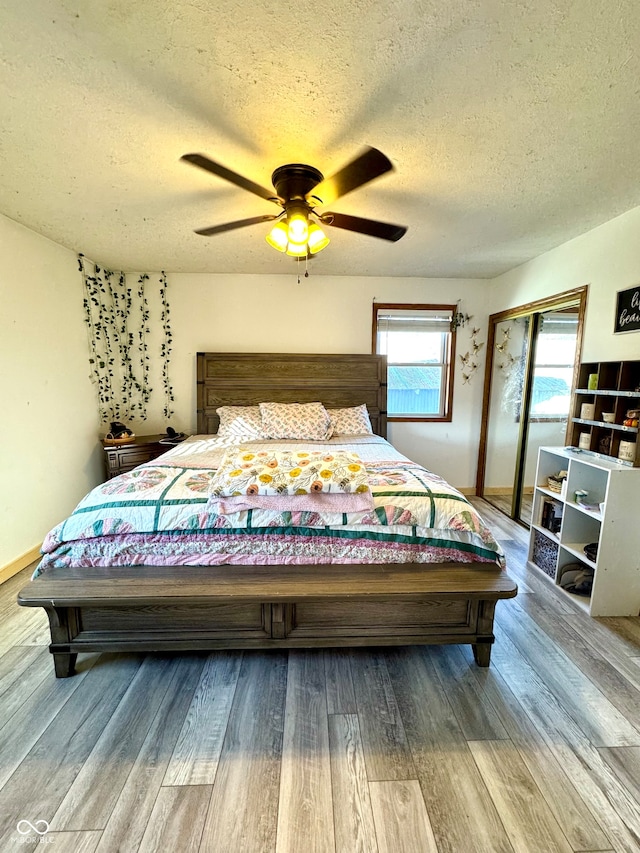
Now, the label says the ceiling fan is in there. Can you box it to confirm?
[181,146,407,258]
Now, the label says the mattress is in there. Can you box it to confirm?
[36,434,505,574]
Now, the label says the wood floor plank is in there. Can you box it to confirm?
[0,605,49,653]
[568,613,640,663]
[0,653,103,792]
[328,714,378,853]
[0,567,37,617]
[457,643,612,852]
[429,645,509,741]
[515,592,640,730]
[48,831,102,852]
[0,647,52,730]
[468,739,573,853]
[0,654,141,849]
[369,780,438,853]
[276,650,334,853]
[350,649,416,782]
[138,785,211,853]
[520,590,640,681]
[386,646,514,853]
[95,654,206,853]
[163,651,242,786]
[199,652,288,853]
[498,599,640,747]
[599,746,640,803]
[491,623,640,852]
[52,654,182,831]
[325,649,357,715]
[0,644,44,691]
[599,617,640,649]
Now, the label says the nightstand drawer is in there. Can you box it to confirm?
[102,435,167,479]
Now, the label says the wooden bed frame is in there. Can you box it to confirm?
[19,352,517,676]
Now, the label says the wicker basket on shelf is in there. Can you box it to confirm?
[547,476,563,493]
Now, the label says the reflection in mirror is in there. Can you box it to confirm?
[483,317,530,517]
[519,308,580,524]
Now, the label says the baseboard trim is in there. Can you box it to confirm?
[457,487,476,495]
[0,545,41,585]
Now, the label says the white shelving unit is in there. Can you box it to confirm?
[528,446,640,616]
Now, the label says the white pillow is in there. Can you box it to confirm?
[329,404,374,436]
[216,406,265,438]
[259,402,333,440]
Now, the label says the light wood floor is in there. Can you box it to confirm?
[1,499,639,852]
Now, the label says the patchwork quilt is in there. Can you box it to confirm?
[36,435,505,574]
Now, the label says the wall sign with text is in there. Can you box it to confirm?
[615,285,640,334]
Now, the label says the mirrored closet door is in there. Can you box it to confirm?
[477,287,587,526]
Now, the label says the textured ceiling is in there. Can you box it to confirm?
[1,0,640,278]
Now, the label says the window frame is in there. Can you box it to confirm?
[372,302,457,423]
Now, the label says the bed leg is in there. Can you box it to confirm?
[472,642,492,667]
[53,652,77,678]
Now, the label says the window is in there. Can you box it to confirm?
[373,303,456,421]
[530,312,579,420]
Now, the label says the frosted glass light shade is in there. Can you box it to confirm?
[287,211,308,243]
[307,223,330,254]
[265,221,288,252]
[285,240,308,257]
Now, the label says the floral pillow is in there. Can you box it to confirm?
[259,402,332,441]
[329,404,374,435]
[209,449,370,496]
[216,406,266,439]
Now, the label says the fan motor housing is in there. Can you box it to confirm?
[271,164,324,203]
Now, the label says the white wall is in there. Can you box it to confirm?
[158,273,490,489]
[0,214,102,568]
[490,205,640,361]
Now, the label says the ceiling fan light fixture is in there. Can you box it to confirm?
[265,220,288,252]
[307,222,330,254]
[286,206,309,244]
[285,239,309,257]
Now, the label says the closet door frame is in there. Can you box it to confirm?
[476,285,588,522]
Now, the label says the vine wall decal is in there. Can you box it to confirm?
[79,255,175,424]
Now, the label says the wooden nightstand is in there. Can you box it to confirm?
[102,434,168,479]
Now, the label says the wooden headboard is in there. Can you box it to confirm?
[197,352,387,438]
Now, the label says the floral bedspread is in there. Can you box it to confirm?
[35,435,505,574]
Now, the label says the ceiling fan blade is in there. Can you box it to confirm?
[311,147,394,205]
[194,214,278,236]
[321,212,407,242]
[182,153,278,203]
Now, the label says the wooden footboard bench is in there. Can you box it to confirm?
[18,563,517,676]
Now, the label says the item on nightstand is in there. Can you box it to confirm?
[104,421,135,445]
[159,426,187,445]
